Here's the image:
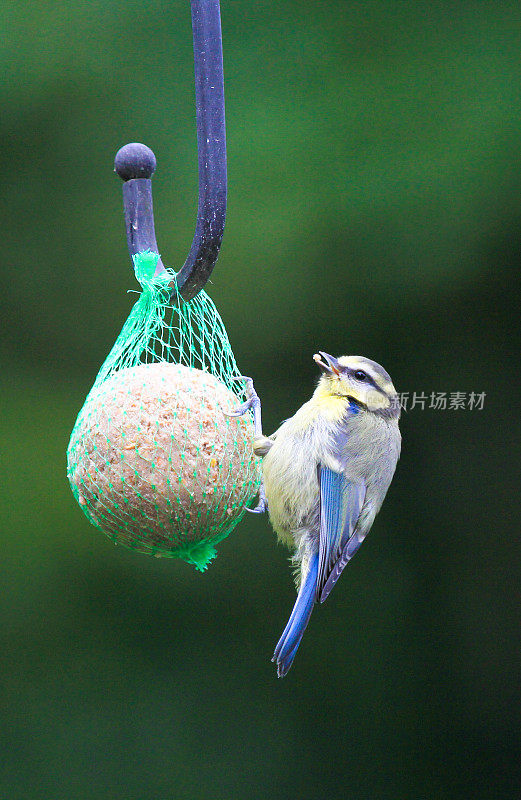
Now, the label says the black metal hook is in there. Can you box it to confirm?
[114,0,227,300]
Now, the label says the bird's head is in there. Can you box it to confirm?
[313,352,400,418]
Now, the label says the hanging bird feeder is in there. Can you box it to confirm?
[67,0,261,570]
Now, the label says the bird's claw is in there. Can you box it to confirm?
[246,496,267,514]
[224,376,264,440]
[246,482,267,514]
[226,376,268,515]
[223,376,256,418]
[231,375,255,394]
[222,397,254,418]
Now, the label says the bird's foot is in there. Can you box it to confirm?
[223,398,254,418]
[224,376,268,514]
[246,482,268,514]
[224,376,263,439]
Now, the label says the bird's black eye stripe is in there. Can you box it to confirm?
[341,366,385,394]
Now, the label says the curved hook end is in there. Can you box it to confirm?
[114,142,165,274]
[115,143,157,182]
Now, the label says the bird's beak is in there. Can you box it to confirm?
[313,351,340,377]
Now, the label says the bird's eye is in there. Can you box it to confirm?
[354,370,367,382]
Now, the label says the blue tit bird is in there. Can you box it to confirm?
[230,352,401,677]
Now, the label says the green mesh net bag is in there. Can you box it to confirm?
[67,250,261,570]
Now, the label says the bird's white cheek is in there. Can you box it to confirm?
[365,390,389,411]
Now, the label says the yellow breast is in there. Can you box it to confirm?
[261,394,349,547]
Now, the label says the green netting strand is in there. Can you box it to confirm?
[67,251,261,570]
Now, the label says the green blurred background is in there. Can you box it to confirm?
[2,1,520,797]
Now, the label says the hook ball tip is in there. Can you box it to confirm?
[114,143,157,181]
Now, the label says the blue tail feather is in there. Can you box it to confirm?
[276,639,301,678]
[273,552,319,677]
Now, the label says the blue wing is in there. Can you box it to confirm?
[317,465,366,603]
